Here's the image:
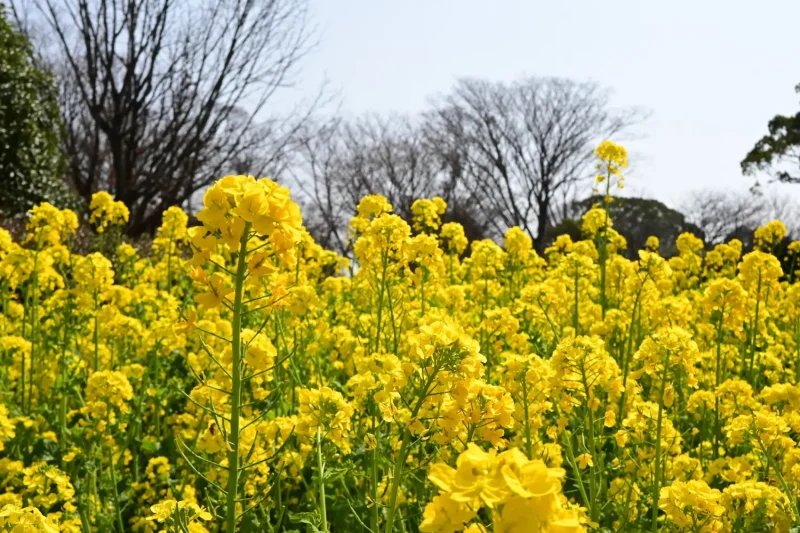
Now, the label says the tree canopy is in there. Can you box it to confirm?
[30,0,314,235]
[569,195,704,257]
[0,4,66,216]
[741,83,800,184]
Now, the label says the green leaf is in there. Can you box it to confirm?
[322,467,348,483]
[141,438,160,454]
[289,510,321,532]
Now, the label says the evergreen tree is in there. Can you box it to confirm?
[0,4,66,216]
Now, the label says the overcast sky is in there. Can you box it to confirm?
[296,0,800,208]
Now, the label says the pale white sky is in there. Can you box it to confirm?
[295,0,800,208]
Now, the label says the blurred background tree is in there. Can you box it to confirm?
[17,0,317,235]
[424,77,646,253]
[294,77,647,254]
[742,82,800,185]
[0,3,68,218]
[3,0,798,257]
[570,196,703,258]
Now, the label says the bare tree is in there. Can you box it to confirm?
[761,192,800,237]
[25,0,315,234]
[341,114,452,219]
[292,118,351,252]
[425,77,644,251]
[681,189,800,246]
[293,114,463,253]
[680,190,760,245]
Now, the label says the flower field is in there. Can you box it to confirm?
[2,142,800,533]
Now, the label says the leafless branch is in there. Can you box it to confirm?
[24,0,317,234]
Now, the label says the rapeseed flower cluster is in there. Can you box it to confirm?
[2,145,800,533]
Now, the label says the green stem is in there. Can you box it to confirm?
[371,412,380,533]
[573,266,580,333]
[108,447,125,533]
[384,430,411,533]
[374,252,388,354]
[746,273,762,382]
[562,432,590,511]
[581,371,602,522]
[28,234,42,413]
[225,223,250,533]
[599,170,611,319]
[713,312,725,457]
[384,369,439,533]
[317,426,328,533]
[58,301,72,456]
[794,318,800,385]
[166,228,175,291]
[521,372,533,459]
[420,271,426,316]
[93,291,99,371]
[651,351,670,533]
[618,285,645,419]
[755,433,800,520]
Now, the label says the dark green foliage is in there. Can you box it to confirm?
[545,218,582,245]
[0,4,67,216]
[741,83,800,184]
[565,195,704,258]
